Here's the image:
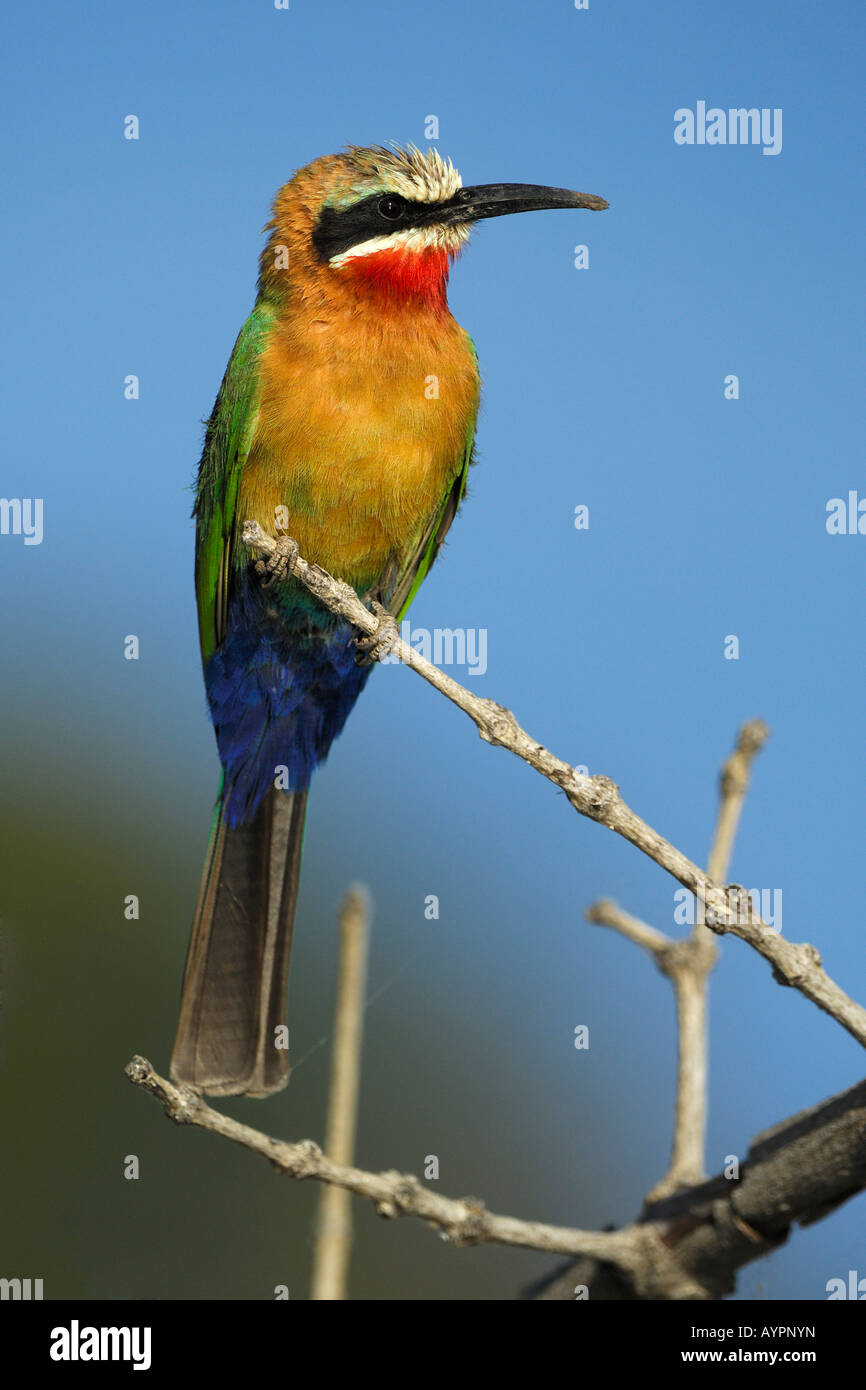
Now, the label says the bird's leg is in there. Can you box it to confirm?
[255,536,299,589]
[354,600,399,667]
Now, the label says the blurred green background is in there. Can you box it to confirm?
[2,0,865,1299]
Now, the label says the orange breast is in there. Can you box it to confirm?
[240,301,479,594]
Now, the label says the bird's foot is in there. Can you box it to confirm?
[354,601,399,667]
[255,536,299,589]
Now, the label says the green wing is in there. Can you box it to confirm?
[382,335,479,621]
[194,302,274,664]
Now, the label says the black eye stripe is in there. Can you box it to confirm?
[313,191,464,261]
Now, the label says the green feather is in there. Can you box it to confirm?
[194,303,275,663]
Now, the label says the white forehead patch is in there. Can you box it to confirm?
[330,222,470,268]
[387,146,463,202]
[353,143,463,203]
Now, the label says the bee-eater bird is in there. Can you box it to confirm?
[171,144,607,1097]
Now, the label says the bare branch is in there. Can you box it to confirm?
[126,1055,866,1301]
[310,886,372,1301]
[585,898,672,958]
[707,718,771,886]
[531,1075,866,1300]
[124,1056,693,1290]
[586,899,713,1199]
[653,720,770,1200]
[241,524,866,1052]
[657,955,710,1198]
[588,724,770,1202]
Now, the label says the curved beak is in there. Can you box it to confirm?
[438,182,608,226]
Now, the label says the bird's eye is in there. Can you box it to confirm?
[378,195,406,221]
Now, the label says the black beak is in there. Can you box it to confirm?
[312,179,608,265]
[439,182,608,226]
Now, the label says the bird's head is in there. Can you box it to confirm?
[259,144,607,310]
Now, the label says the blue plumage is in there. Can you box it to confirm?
[206,571,371,826]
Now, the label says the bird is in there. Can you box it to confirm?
[170,144,608,1097]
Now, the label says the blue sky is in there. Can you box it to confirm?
[1,0,864,1300]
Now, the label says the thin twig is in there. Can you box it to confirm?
[123,1057,681,1285]
[584,899,671,958]
[586,723,770,1201]
[707,720,771,886]
[241,524,866,1052]
[310,886,372,1301]
[125,1056,866,1300]
[660,962,708,1195]
[653,720,770,1200]
[584,897,709,1198]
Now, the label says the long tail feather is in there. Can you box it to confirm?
[170,786,308,1097]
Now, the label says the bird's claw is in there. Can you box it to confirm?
[354,601,399,667]
[255,536,299,589]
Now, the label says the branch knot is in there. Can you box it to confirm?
[476,699,520,747]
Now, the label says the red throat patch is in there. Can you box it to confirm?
[340,244,455,309]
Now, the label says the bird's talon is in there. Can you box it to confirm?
[354,602,399,667]
[255,537,299,588]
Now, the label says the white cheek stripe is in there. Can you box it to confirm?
[330,224,470,268]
